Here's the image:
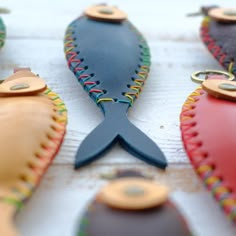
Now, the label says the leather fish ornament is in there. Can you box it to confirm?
[200,6,236,76]
[0,69,67,235]
[180,71,236,223]
[64,5,167,169]
[76,169,192,236]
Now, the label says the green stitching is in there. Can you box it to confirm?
[64,21,151,108]
[1,197,23,210]
[120,22,151,107]
[0,17,6,48]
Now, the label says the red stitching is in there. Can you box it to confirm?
[200,17,234,72]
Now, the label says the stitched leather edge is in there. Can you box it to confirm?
[64,18,151,107]
[0,17,6,49]
[180,87,236,222]
[200,16,236,76]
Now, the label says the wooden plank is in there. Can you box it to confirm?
[15,165,236,236]
[1,0,236,235]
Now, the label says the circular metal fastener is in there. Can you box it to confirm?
[85,5,127,22]
[191,70,234,84]
[10,83,29,90]
[99,177,169,210]
[202,79,236,101]
[218,83,236,91]
[209,8,236,22]
[98,8,114,15]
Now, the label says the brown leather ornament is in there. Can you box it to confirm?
[76,170,192,236]
[0,70,67,236]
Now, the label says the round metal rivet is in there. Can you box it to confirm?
[10,83,30,90]
[223,10,236,16]
[98,8,114,15]
[123,185,145,197]
[218,83,236,91]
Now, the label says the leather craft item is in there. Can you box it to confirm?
[76,170,192,236]
[0,16,6,48]
[0,69,67,236]
[64,4,167,169]
[200,6,236,76]
[180,71,236,223]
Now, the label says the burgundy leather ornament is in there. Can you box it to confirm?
[200,6,236,76]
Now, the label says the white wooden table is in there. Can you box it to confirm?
[1,0,236,235]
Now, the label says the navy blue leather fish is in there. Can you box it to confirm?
[64,5,167,169]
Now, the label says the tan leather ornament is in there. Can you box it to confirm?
[99,177,169,210]
[0,69,67,236]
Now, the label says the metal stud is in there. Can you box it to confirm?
[10,83,29,90]
[98,8,114,15]
[123,185,145,197]
[218,83,236,91]
[223,10,236,16]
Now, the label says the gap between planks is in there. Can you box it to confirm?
[46,163,203,193]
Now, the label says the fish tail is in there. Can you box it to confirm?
[75,103,167,169]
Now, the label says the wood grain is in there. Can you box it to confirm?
[1,0,236,235]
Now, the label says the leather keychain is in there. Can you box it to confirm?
[180,70,236,222]
[64,4,167,169]
[0,69,67,235]
[75,169,192,236]
[0,15,6,48]
[200,6,236,76]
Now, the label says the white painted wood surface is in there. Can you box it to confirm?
[0,0,236,235]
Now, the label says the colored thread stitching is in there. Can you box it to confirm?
[64,21,151,107]
[1,197,23,210]
[0,17,6,48]
[77,210,89,236]
[0,88,67,209]
[180,87,236,222]
[64,25,109,105]
[201,17,236,75]
[122,22,151,106]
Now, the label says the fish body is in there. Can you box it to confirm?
[180,80,236,222]
[201,6,236,75]
[64,5,167,169]
[0,70,67,235]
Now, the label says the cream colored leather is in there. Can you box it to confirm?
[85,5,127,22]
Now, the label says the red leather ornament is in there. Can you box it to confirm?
[180,86,236,222]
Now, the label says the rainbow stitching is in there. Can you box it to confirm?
[180,87,236,222]
[201,16,236,75]
[64,20,151,107]
[0,89,67,210]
